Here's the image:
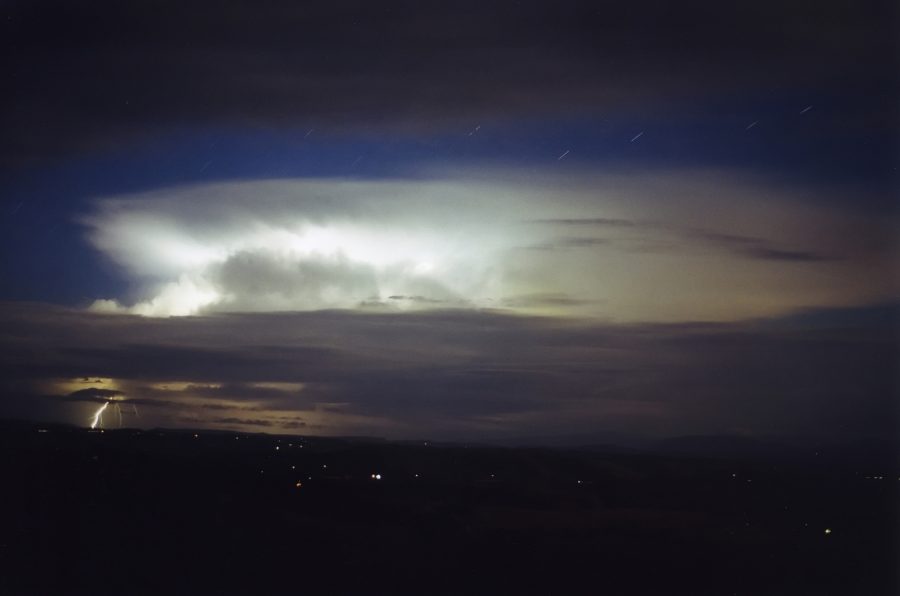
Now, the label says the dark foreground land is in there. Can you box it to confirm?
[0,421,896,595]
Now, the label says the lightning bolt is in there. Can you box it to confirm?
[90,402,109,429]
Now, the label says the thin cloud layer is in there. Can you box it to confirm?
[0,302,894,442]
[4,1,895,166]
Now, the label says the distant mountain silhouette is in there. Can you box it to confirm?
[653,434,793,459]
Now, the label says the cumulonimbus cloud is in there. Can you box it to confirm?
[81,169,894,320]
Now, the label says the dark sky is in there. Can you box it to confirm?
[0,0,897,441]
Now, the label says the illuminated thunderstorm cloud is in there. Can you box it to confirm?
[83,170,892,321]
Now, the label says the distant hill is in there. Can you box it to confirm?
[653,433,899,470]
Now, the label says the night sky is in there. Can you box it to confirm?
[1,0,897,442]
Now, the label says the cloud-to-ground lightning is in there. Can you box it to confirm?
[87,394,136,429]
[90,402,109,429]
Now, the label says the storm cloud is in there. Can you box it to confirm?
[0,302,895,442]
[0,0,896,447]
[79,170,895,320]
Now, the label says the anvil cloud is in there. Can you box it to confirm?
[82,170,894,321]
